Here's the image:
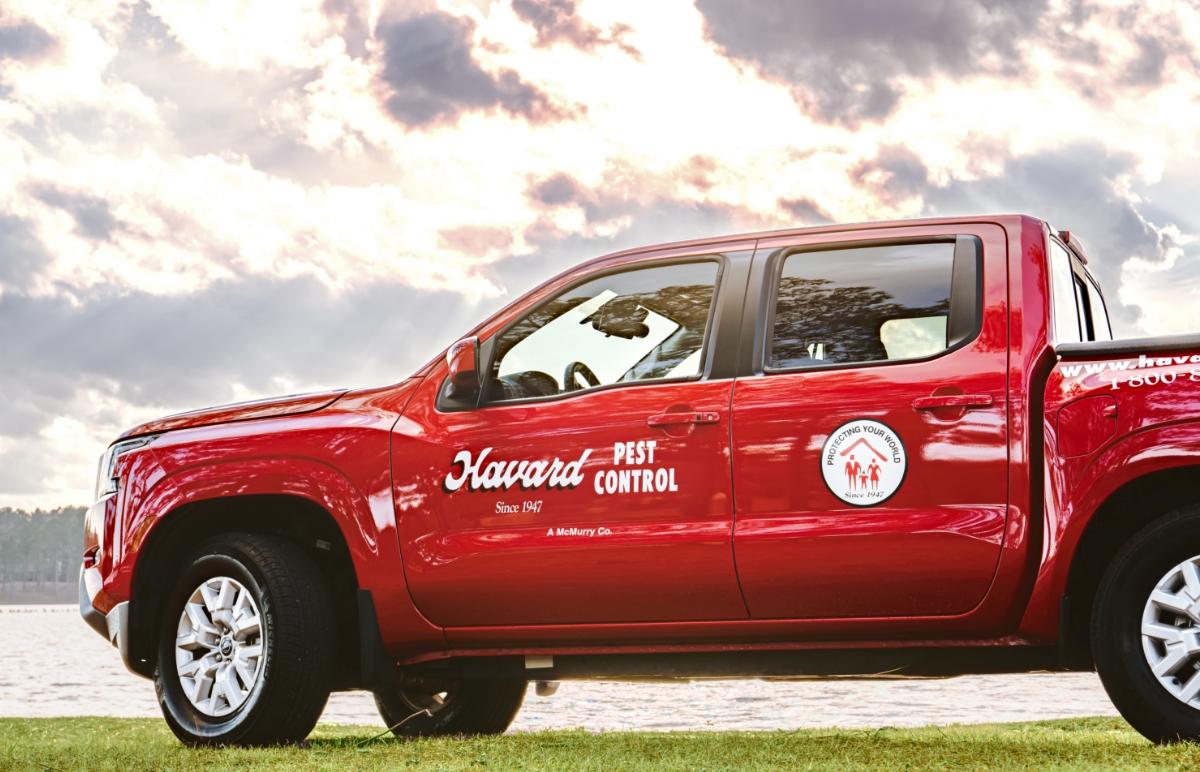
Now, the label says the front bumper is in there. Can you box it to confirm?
[79,567,134,674]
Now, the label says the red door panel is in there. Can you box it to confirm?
[393,375,746,627]
[731,224,1010,620]
[732,368,1008,618]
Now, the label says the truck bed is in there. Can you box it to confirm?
[1055,332,1200,358]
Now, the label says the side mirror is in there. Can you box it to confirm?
[445,336,480,399]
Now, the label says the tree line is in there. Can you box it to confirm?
[0,507,85,584]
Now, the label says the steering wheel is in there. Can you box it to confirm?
[562,361,601,392]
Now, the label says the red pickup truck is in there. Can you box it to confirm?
[80,214,1200,745]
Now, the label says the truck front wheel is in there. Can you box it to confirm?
[153,533,336,746]
[1093,506,1200,743]
[374,680,526,737]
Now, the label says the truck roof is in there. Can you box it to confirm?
[443,213,1049,378]
[592,213,1041,263]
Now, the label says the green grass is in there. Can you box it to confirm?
[2,717,1199,770]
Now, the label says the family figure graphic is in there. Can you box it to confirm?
[839,437,887,492]
[844,455,882,491]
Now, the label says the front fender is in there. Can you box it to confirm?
[127,455,389,586]
[106,403,443,659]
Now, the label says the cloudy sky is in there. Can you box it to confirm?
[2,0,1199,510]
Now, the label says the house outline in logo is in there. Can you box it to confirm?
[838,437,888,462]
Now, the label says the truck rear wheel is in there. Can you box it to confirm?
[153,533,335,746]
[374,680,526,737]
[1093,506,1200,743]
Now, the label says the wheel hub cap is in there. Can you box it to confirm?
[174,576,266,717]
[1141,556,1200,708]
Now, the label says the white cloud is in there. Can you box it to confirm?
[1121,224,1200,335]
[145,0,346,70]
[2,0,1200,509]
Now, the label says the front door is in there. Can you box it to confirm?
[731,225,1010,619]
[394,256,749,627]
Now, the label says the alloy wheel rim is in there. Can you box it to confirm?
[1141,556,1200,708]
[174,576,266,717]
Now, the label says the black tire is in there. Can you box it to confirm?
[1093,505,1200,743]
[154,532,335,746]
[375,679,526,737]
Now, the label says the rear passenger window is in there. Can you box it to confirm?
[1086,279,1112,340]
[1073,275,1094,340]
[1049,240,1082,344]
[767,241,976,370]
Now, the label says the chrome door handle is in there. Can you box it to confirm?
[647,411,720,428]
[912,394,994,411]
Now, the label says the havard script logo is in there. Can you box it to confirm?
[820,419,907,506]
[442,440,679,496]
[443,447,591,492]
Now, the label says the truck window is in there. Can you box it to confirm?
[767,242,960,370]
[1049,239,1082,343]
[1085,277,1113,340]
[1073,274,1095,341]
[487,261,719,403]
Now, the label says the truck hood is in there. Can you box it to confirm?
[117,388,349,440]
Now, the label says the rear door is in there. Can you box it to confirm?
[730,224,1010,619]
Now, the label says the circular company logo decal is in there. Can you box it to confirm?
[820,419,907,507]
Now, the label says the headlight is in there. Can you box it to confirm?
[95,435,158,500]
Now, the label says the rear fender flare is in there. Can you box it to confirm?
[1020,420,1200,639]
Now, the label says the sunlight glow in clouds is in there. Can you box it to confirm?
[2,0,1199,508]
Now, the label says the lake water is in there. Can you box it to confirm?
[0,605,1120,731]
